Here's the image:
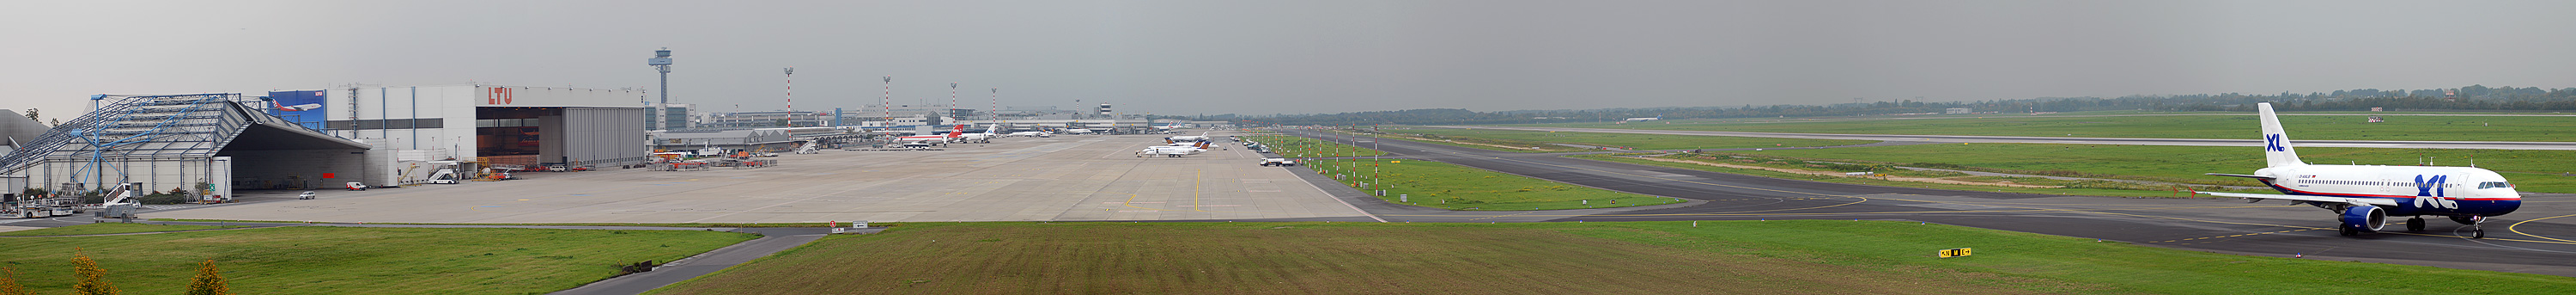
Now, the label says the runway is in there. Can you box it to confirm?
[1444,126,2576,151]
[1281,129,2576,276]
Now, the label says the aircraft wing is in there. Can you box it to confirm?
[2197,191,2398,207]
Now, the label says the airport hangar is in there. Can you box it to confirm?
[0,85,648,199]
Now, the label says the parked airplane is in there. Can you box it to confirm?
[1166,132,1212,144]
[895,125,968,144]
[1138,141,1211,157]
[2200,102,2519,238]
[1007,131,1053,138]
[956,126,1001,144]
[1064,128,1095,135]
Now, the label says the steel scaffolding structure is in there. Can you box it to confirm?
[0,94,367,198]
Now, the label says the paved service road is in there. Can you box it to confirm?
[149,132,1375,224]
[1443,126,2576,151]
[1283,129,2576,277]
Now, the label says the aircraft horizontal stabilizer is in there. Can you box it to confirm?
[2197,191,2397,207]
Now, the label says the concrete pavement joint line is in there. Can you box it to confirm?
[1117,193,1250,214]
[1194,169,1206,211]
[684,179,899,224]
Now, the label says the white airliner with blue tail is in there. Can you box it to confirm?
[2201,102,2519,238]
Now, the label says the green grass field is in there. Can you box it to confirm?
[1509,114,2576,142]
[1384,127,1876,152]
[148,219,846,228]
[0,224,756,294]
[648,221,2575,294]
[1240,133,1388,157]
[0,223,243,237]
[1570,154,2233,198]
[1303,158,1675,210]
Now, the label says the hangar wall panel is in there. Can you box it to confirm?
[562,108,647,166]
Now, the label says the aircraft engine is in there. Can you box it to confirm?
[2341,206,2387,233]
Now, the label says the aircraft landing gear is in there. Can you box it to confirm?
[2473,228,2487,239]
[2338,224,2357,237]
[2407,217,2426,231]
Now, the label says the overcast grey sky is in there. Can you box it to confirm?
[5,1,2573,118]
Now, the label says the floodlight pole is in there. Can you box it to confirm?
[950,82,959,123]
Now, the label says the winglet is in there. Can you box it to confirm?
[2257,102,2305,167]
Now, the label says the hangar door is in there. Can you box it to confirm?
[551,108,647,166]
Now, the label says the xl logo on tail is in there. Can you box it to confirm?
[2264,134,2287,151]
[2415,175,2458,209]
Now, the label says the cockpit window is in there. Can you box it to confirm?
[2479,181,2514,189]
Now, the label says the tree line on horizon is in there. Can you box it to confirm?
[1225,84,2576,126]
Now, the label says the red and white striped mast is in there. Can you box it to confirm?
[881,76,894,122]
[783,67,795,114]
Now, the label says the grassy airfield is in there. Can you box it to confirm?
[1248,129,1670,210]
[1239,133,1388,157]
[1509,113,2576,142]
[650,221,2575,294]
[0,223,241,237]
[1369,128,2576,194]
[1382,127,1876,152]
[1301,158,1675,210]
[0,224,753,294]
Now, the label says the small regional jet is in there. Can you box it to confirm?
[1138,141,1210,157]
[1166,132,1212,144]
[894,125,967,144]
[1007,131,1053,138]
[955,126,1001,144]
[2200,102,2520,238]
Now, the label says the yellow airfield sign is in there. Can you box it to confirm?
[1939,248,1972,258]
